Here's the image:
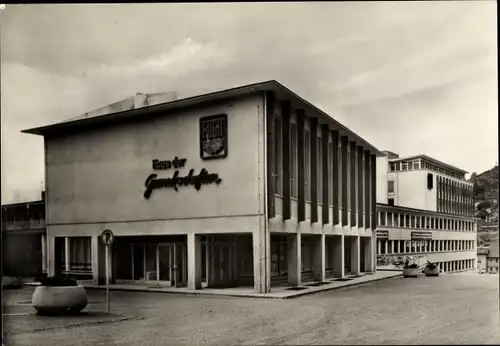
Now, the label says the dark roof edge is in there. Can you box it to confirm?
[21,80,382,156]
[1,199,45,208]
[390,154,468,175]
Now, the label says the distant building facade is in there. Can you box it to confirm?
[485,245,499,274]
[1,192,46,277]
[375,152,478,273]
[477,247,489,273]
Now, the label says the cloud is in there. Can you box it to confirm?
[1,37,233,203]
[0,1,497,203]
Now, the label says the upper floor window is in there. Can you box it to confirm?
[290,121,298,198]
[317,134,323,204]
[402,161,408,171]
[304,129,311,202]
[273,116,283,196]
[388,181,395,193]
[414,160,421,170]
[328,139,333,206]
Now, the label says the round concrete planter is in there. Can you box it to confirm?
[32,285,88,315]
[424,266,440,277]
[403,267,420,278]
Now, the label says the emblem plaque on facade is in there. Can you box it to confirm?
[199,114,228,160]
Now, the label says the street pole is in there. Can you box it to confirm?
[105,245,110,313]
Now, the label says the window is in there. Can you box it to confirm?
[290,122,298,198]
[387,212,393,226]
[317,134,322,204]
[395,162,401,171]
[388,198,395,206]
[380,212,386,226]
[402,161,408,171]
[408,161,414,170]
[388,181,395,193]
[273,116,282,196]
[69,237,92,272]
[389,162,395,171]
[414,160,421,170]
[328,140,333,205]
[304,129,310,201]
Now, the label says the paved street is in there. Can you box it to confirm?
[3,273,499,345]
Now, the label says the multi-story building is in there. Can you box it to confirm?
[376,151,477,273]
[1,192,47,277]
[21,80,381,293]
[486,244,499,274]
[477,247,489,273]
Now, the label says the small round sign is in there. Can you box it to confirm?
[101,229,114,246]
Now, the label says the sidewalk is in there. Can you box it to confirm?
[80,270,402,299]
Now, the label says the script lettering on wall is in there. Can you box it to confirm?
[144,167,222,200]
[200,114,228,160]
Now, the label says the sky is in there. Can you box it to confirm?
[0,2,497,204]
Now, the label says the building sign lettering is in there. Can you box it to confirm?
[152,157,187,170]
[200,114,228,160]
[376,230,389,238]
[411,231,432,240]
[144,168,222,200]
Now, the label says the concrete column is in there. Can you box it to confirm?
[41,233,47,272]
[377,240,381,255]
[47,236,55,276]
[188,233,202,290]
[390,241,395,254]
[91,236,100,284]
[363,237,373,273]
[253,228,271,293]
[333,235,345,278]
[312,234,325,282]
[65,237,70,272]
[287,233,302,286]
[384,240,388,254]
[351,236,360,274]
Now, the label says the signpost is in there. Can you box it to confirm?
[101,229,114,313]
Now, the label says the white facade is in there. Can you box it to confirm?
[23,81,381,293]
[376,151,478,272]
[388,170,437,211]
[376,156,388,205]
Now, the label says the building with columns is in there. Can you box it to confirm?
[376,151,478,273]
[22,80,381,293]
[1,193,46,278]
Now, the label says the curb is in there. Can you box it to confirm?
[82,273,402,300]
[282,273,403,299]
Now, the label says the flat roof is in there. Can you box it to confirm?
[376,203,478,219]
[1,200,45,208]
[21,80,383,156]
[389,154,468,175]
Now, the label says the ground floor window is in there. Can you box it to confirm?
[69,237,92,272]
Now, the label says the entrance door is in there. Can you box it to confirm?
[209,242,234,288]
[158,245,171,283]
[173,244,187,288]
[344,239,352,274]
